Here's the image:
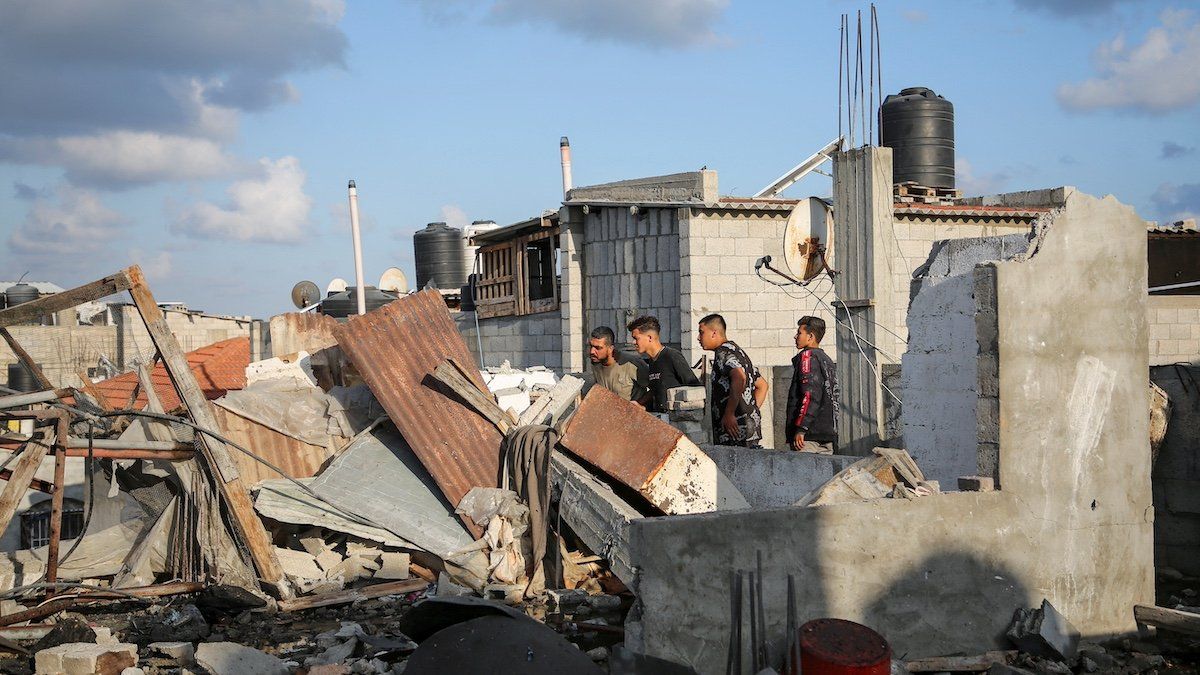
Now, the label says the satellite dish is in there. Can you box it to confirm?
[379,267,409,294]
[783,197,835,281]
[326,278,348,295]
[291,280,321,309]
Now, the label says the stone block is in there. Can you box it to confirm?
[36,642,137,675]
[374,552,412,580]
[195,642,289,675]
[149,642,195,665]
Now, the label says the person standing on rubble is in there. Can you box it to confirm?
[698,314,768,447]
[588,326,649,402]
[786,316,839,454]
[627,315,700,413]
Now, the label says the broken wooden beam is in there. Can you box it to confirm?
[277,578,428,612]
[45,414,68,591]
[0,581,205,627]
[0,469,54,494]
[1134,605,1200,636]
[0,272,133,329]
[0,434,52,537]
[558,385,748,514]
[124,265,289,598]
[432,360,514,434]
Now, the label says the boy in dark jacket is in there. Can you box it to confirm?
[786,316,839,453]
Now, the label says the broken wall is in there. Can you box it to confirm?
[901,234,1030,487]
[1149,364,1200,576]
[454,311,563,371]
[625,191,1153,673]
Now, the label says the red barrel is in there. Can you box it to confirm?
[789,618,891,675]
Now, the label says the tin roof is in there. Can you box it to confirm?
[893,203,1050,219]
[1148,219,1199,236]
[332,289,501,538]
[90,337,249,411]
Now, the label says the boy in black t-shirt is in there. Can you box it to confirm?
[627,315,699,413]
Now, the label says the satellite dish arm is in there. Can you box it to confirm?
[753,136,844,199]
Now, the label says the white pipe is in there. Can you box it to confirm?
[348,180,367,315]
[560,136,573,199]
[1150,279,1200,293]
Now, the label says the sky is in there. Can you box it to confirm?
[1,0,1198,318]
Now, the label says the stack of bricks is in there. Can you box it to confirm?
[1147,295,1200,365]
[663,386,706,443]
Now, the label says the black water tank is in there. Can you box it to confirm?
[7,363,40,393]
[4,283,39,308]
[881,87,955,188]
[413,222,468,291]
[318,286,398,320]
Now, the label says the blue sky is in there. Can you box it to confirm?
[2,0,1198,318]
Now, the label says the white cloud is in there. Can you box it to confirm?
[1013,0,1130,16]
[411,0,730,49]
[129,248,173,280]
[0,131,244,189]
[439,204,471,229]
[955,158,1011,197]
[8,185,126,255]
[1057,9,1200,113]
[172,156,314,243]
[1152,182,1200,223]
[901,10,928,23]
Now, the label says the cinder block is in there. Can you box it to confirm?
[958,476,995,492]
[36,643,138,675]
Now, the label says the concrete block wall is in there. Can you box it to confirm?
[455,310,563,371]
[112,305,252,373]
[1148,295,1200,365]
[900,234,1029,487]
[582,206,681,347]
[1150,364,1200,576]
[679,209,830,370]
[0,325,119,389]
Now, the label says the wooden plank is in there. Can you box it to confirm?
[45,415,67,591]
[0,469,54,494]
[906,651,1015,672]
[0,272,132,328]
[1134,605,1200,635]
[124,265,289,598]
[432,361,512,434]
[0,438,50,536]
[75,370,113,411]
[0,328,54,391]
[277,578,427,612]
[0,582,204,627]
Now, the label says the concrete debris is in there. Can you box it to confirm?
[958,475,995,492]
[1006,599,1080,662]
[34,642,137,675]
[148,641,194,665]
[375,552,412,580]
[194,641,290,675]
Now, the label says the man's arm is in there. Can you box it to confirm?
[630,357,650,403]
[723,367,747,439]
[753,373,768,409]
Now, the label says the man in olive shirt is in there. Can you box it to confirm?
[627,315,699,413]
[588,326,648,402]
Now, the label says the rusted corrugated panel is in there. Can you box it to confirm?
[559,385,683,492]
[212,406,335,485]
[332,290,500,538]
[269,312,340,356]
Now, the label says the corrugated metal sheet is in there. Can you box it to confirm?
[212,405,335,485]
[332,289,500,538]
[559,385,683,492]
[892,203,1049,219]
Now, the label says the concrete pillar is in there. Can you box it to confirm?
[559,205,588,373]
[831,146,896,456]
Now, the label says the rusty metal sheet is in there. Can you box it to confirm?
[211,406,336,486]
[332,290,500,538]
[559,385,684,492]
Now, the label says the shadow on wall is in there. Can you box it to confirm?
[1149,364,1200,577]
[862,551,1030,658]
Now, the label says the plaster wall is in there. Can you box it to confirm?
[625,191,1154,672]
[454,310,563,371]
[700,445,856,508]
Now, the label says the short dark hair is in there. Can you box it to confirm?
[798,315,826,343]
[627,315,660,335]
[698,314,726,332]
[590,326,615,345]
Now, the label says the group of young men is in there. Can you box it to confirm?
[587,314,840,453]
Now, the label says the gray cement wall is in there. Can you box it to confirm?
[700,445,857,508]
[1149,364,1200,576]
[901,234,1030,487]
[582,206,682,348]
[625,191,1154,672]
[454,310,563,371]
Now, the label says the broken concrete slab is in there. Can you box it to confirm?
[549,451,642,585]
[374,552,411,580]
[148,642,194,665]
[1006,600,1080,662]
[274,547,324,585]
[794,453,902,506]
[702,446,858,508]
[35,642,137,675]
[559,385,748,514]
[253,478,412,549]
[194,641,289,675]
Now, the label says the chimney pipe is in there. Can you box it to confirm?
[347,179,367,316]
[560,136,572,199]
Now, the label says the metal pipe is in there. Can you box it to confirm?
[560,136,573,198]
[1149,279,1200,293]
[64,438,191,451]
[348,180,367,315]
[0,389,71,410]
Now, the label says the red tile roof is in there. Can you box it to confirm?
[91,337,249,411]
